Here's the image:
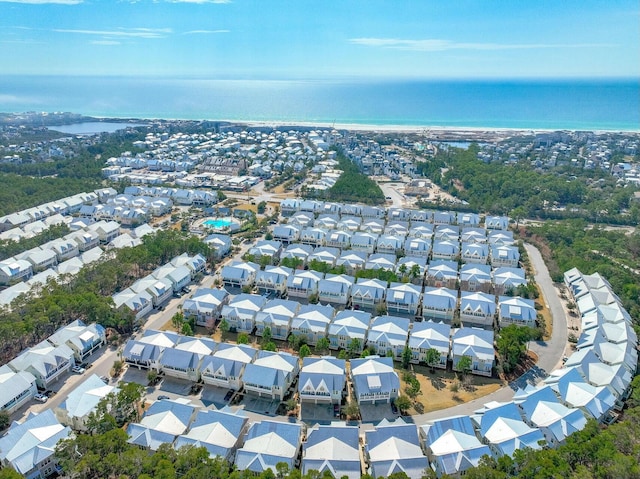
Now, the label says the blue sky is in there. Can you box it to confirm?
[1,0,638,78]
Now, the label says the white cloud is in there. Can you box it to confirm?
[0,0,82,4]
[54,27,171,39]
[168,0,231,3]
[91,40,121,45]
[182,29,229,34]
[349,37,614,51]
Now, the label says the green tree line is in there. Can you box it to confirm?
[0,230,213,364]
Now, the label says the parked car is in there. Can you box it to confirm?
[71,366,86,374]
[158,395,170,400]
[34,394,48,403]
[391,401,399,415]
[224,390,234,401]
[100,376,109,383]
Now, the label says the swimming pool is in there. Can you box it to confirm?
[203,218,233,229]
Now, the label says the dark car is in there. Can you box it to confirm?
[224,390,234,401]
[158,395,170,400]
[391,401,399,415]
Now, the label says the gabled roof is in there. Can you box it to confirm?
[58,374,118,419]
[0,410,71,475]
[409,321,451,352]
[368,315,410,346]
[451,328,494,361]
[175,408,248,459]
[235,421,302,473]
[303,423,361,479]
[366,420,429,479]
[329,310,372,339]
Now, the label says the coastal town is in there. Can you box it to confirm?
[0,117,638,479]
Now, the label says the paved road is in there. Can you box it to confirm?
[380,182,405,208]
[525,243,568,374]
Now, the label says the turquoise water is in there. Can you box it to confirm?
[203,219,233,229]
[1,76,639,131]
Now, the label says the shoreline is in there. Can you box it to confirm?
[88,115,640,135]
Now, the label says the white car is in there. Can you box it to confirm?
[71,366,86,374]
[34,393,48,403]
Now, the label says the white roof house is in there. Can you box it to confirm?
[255,265,293,295]
[298,356,346,405]
[460,291,496,329]
[200,344,258,390]
[175,408,249,462]
[365,419,429,479]
[182,288,230,326]
[367,315,410,360]
[318,273,354,305]
[220,293,267,333]
[421,415,493,478]
[451,328,495,377]
[351,277,386,310]
[471,401,545,458]
[422,287,458,323]
[498,296,537,327]
[386,282,421,316]
[302,423,361,479]
[336,249,368,274]
[515,385,587,446]
[408,321,451,366]
[426,260,459,289]
[47,320,106,361]
[127,400,197,451]
[8,340,75,389]
[220,261,259,289]
[242,351,300,401]
[286,269,324,300]
[254,298,300,340]
[350,355,400,405]
[546,367,616,421]
[55,374,118,431]
[235,420,303,474]
[0,409,71,479]
[290,303,336,346]
[492,267,527,295]
[328,309,372,351]
[0,365,37,414]
[459,263,493,293]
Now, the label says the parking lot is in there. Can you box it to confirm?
[242,394,280,416]
[200,385,234,408]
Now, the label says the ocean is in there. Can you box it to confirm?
[1,76,638,131]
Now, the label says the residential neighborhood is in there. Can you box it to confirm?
[0,178,637,479]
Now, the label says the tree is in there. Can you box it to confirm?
[171,311,185,330]
[398,263,408,278]
[219,318,230,340]
[299,344,311,359]
[112,360,124,377]
[262,326,273,345]
[457,355,472,378]
[181,322,193,336]
[237,332,250,344]
[147,370,159,386]
[496,324,536,374]
[262,341,277,352]
[342,401,360,420]
[401,345,412,369]
[347,337,362,357]
[315,337,330,355]
[395,395,412,414]
[0,410,9,431]
[409,263,422,280]
[426,348,441,373]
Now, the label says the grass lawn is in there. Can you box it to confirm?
[398,363,502,415]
